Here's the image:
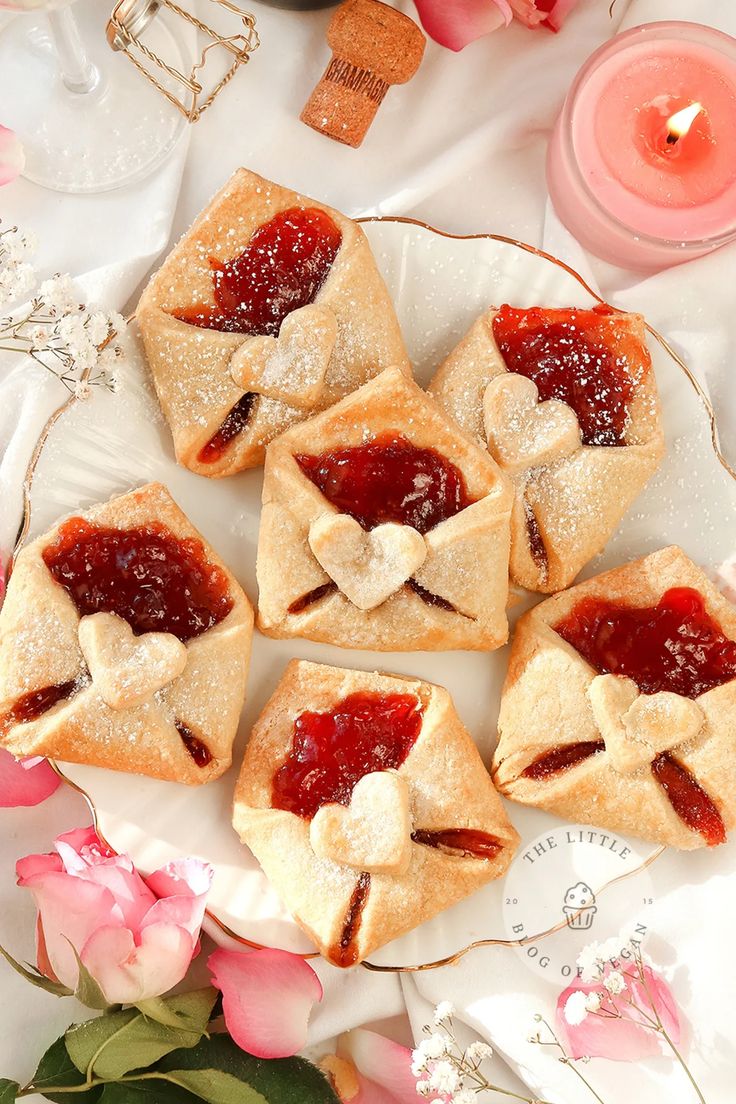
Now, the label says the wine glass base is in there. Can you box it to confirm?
[0,0,187,194]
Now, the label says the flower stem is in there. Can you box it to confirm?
[633,952,706,1104]
[20,1071,202,1097]
[534,1019,609,1104]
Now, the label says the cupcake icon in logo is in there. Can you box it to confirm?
[563,881,597,930]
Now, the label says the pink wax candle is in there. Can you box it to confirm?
[547,22,736,270]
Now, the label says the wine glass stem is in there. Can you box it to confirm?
[46,7,99,95]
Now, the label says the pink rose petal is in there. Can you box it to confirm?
[0,125,24,186]
[0,749,60,807]
[36,916,60,983]
[16,868,123,990]
[543,0,581,30]
[509,0,580,29]
[413,0,511,51]
[508,0,546,26]
[338,1031,419,1103]
[81,922,196,1005]
[209,947,323,1059]
[556,965,681,1061]
[352,1074,402,1104]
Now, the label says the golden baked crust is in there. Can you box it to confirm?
[492,546,736,849]
[233,659,520,966]
[429,307,665,592]
[0,483,253,783]
[136,168,410,477]
[256,367,514,651]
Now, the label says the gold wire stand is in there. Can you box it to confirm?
[107,0,259,123]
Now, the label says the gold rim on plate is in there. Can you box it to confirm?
[14,218,731,973]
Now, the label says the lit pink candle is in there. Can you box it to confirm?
[547,22,736,269]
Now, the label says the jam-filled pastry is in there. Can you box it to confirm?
[256,367,514,651]
[233,660,519,966]
[136,168,410,478]
[429,305,665,592]
[492,546,736,849]
[0,483,253,783]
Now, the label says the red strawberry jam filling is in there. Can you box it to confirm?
[521,740,606,780]
[175,720,213,768]
[492,304,644,447]
[173,207,342,337]
[651,752,725,846]
[554,587,736,699]
[296,433,474,535]
[42,519,233,643]
[1,680,80,735]
[332,871,371,968]
[411,828,503,860]
[271,691,423,820]
[198,393,256,465]
[176,206,342,463]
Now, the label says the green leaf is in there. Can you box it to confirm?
[134,989,217,1031]
[66,989,218,1081]
[0,1079,19,1103]
[157,1035,340,1104]
[0,942,73,998]
[99,1082,199,1103]
[159,1069,267,1104]
[66,944,113,1011]
[26,1036,102,1104]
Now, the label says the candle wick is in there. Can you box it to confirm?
[666,132,679,146]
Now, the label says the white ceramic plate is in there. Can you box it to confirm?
[23,219,736,973]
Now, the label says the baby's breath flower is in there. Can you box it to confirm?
[453,1092,477,1104]
[86,310,113,346]
[412,1034,453,1077]
[563,991,589,1026]
[584,992,602,1012]
[0,261,35,307]
[465,1040,493,1063]
[38,273,80,316]
[576,941,602,982]
[426,1059,461,1095]
[603,970,626,996]
[596,935,628,965]
[433,1001,455,1024]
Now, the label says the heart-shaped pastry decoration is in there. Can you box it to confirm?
[229,303,338,410]
[483,373,581,473]
[309,770,412,874]
[308,514,427,611]
[588,673,704,774]
[78,612,188,711]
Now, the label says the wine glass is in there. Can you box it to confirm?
[0,0,187,193]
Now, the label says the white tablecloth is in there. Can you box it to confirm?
[2,0,736,1100]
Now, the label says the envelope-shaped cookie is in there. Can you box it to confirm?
[492,546,736,849]
[0,483,253,783]
[429,305,665,592]
[136,168,410,477]
[256,367,514,651]
[233,660,519,966]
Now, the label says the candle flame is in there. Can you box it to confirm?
[666,102,703,143]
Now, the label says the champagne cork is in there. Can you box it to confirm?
[301,0,426,148]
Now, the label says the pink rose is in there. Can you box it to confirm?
[414,0,580,50]
[0,125,24,186]
[17,825,212,1005]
